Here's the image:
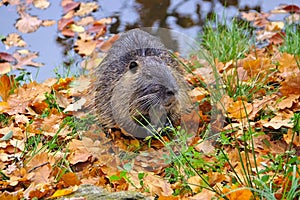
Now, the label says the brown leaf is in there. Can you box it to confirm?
[62,1,80,13]
[269,32,285,45]
[0,75,15,101]
[15,9,42,33]
[0,52,16,63]
[68,139,92,164]
[189,188,215,200]
[276,94,299,109]
[263,113,294,129]
[0,63,12,75]
[280,72,300,96]
[227,100,253,119]
[26,152,55,184]
[74,39,97,56]
[2,33,26,48]
[278,53,299,75]
[272,4,300,13]
[33,0,50,9]
[13,50,43,69]
[75,2,98,17]
[99,34,119,52]
[284,129,300,146]
[61,172,81,186]
[42,20,56,27]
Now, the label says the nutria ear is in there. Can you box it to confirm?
[128,60,139,73]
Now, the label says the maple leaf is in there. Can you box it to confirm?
[2,33,27,48]
[12,50,43,69]
[15,8,42,33]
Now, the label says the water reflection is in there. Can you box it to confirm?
[0,0,297,81]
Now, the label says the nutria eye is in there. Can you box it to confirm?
[129,61,138,73]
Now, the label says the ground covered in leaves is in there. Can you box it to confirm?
[0,1,300,199]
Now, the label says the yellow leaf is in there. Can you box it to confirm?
[70,24,85,33]
[49,185,78,198]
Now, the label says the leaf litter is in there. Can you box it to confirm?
[0,1,300,199]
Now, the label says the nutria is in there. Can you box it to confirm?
[94,29,190,138]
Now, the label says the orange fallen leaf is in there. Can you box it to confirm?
[284,129,300,146]
[227,100,253,119]
[221,185,253,200]
[74,39,97,56]
[0,75,15,101]
[61,172,81,186]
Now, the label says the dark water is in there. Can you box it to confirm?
[0,0,299,82]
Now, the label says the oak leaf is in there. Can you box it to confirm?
[68,139,92,164]
[13,50,43,69]
[26,152,55,184]
[263,113,294,129]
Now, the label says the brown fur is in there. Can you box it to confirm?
[93,29,190,138]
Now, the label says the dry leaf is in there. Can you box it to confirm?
[228,100,253,119]
[0,75,15,101]
[2,33,26,48]
[68,139,92,164]
[221,185,253,200]
[33,0,50,9]
[15,9,42,33]
[0,63,12,75]
[42,20,56,26]
[75,2,98,17]
[13,50,43,69]
[74,39,97,56]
